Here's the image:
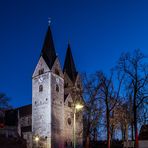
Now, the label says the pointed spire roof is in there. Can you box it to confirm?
[63,43,77,82]
[41,26,57,69]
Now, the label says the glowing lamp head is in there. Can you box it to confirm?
[75,104,83,110]
[35,136,39,142]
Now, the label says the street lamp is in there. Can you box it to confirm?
[73,104,83,148]
[34,136,39,148]
[75,104,84,110]
[35,136,39,142]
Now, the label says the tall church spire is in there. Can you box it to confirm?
[41,26,57,69]
[63,43,77,82]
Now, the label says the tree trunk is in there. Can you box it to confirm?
[131,122,134,141]
[93,128,97,141]
[106,102,110,148]
[134,103,138,148]
[107,130,111,148]
[110,125,114,141]
[123,129,125,141]
[125,123,128,148]
[133,72,139,148]
[85,135,90,148]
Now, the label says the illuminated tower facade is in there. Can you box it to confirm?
[32,26,64,148]
[32,25,83,148]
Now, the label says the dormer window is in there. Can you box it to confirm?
[39,68,44,75]
[39,85,43,92]
[55,69,60,76]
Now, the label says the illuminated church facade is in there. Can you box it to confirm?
[31,25,84,148]
[26,25,83,148]
[31,25,83,147]
[0,25,83,148]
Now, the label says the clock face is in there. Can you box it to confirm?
[38,77,43,83]
[56,77,59,83]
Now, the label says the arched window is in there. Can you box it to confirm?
[70,141,72,147]
[68,101,72,107]
[38,68,44,75]
[77,84,81,88]
[39,85,43,92]
[56,84,59,92]
[67,118,71,125]
[65,141,68,147]
[55,69,60,76]
[64,83,68,88]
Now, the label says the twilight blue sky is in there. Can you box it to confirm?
[0,0,148,108]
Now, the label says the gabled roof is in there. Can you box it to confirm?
[63,43,77,82]
[41,26,57,69]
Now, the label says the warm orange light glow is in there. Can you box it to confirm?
[35,136,39,142]
[75,104,83,110]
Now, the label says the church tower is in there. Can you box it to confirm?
[63,44,83,147]
[32,26,64,148]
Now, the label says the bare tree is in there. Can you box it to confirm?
[112,100,130,142]
[0,93,11,127]
[117,49,148,148]
[96,70,123,148]
[82,73,102,148]
[0,93,11,110]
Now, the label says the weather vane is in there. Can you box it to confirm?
[48,18,51,26]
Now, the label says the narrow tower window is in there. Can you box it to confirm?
[65,141,68,147]
[56,84,59,92]
[64,83,68,88]
[68,101,72,107]
[55,69,60,76]
[39,68,44,75]
[67,118,71,125]
[77,84,81,89]
[39,85,43,92]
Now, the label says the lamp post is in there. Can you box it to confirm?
[34,136,39,148]
[73,104,83,148]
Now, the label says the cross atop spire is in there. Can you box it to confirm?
[63,43,77,82]
[48,18,51,26]
[41,26,57,69]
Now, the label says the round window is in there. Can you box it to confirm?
[67,118,71,125]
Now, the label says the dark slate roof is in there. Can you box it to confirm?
[63,43,77,82]
[41,26,57,69]
[4,104,32,126]
[139,124,148,140]
[4,109,18,126]
[17,104,32,117]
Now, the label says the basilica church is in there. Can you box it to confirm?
[0,26,83,148]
